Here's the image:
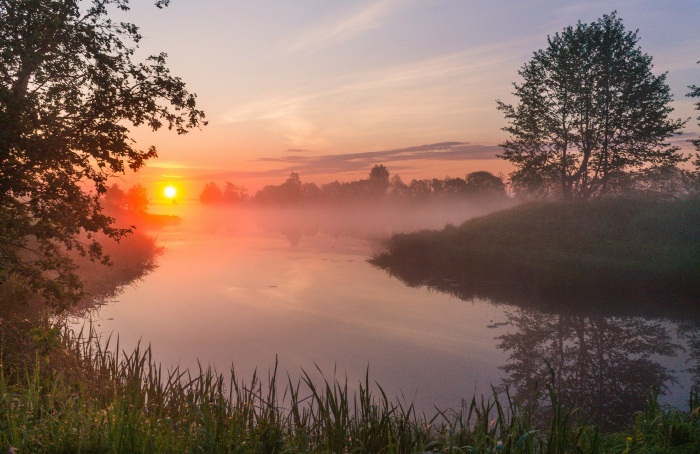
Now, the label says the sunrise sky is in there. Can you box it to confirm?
[117,0,700,201]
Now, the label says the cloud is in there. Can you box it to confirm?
[147,161,210,170]
[221,40,526,129]
[195,142,502,182]
[286,0,405,53]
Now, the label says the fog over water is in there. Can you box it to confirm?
[79,200,698,419]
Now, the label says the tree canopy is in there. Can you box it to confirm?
[497,12,686,199]
[689,68,700,170]
[243,166,507,206]
[691,76,700,151]
[0,0,205,307]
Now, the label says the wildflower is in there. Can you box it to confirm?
[622,436,633,454]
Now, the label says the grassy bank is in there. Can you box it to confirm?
[0,324,698,453]
[371,198,700,309]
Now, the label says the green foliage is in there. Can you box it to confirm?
[0,0,205,309]
[372,198,700,305]
[497,12,686,199]
[0,324,697,452]
[689,67,700,155]
[688,66,700,193]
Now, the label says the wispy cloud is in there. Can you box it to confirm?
[220,37,532,150]
[286,0,406,54]
[194,142,502,182]
[222,39,527,125]
[147,161,210,170]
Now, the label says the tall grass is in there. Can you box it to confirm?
[0,323,698,452]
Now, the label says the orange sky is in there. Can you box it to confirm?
[113,1,700,203]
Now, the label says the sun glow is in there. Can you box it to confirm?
[164,185,177,199]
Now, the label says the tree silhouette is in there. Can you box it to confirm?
[368,164,390,197]
[0,0,205,308]
[689,71,700,189]
[125,184,149,215]
[464,171,507,197]
[200,182,224,204]
[497,12,685,199]
[223,182,248,204]
[689,71,700,155]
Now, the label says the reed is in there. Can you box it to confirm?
[0,323,698,452]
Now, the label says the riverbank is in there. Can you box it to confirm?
[0,324,698,453]
[371,198,700,310]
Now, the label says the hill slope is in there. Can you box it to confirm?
[371,198,700,307]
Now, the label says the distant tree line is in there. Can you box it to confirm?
[199,182,249,204]
[103,184,151,215]
[198,165,508,206]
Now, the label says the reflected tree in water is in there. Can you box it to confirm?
[496,309,681,428]
[677,320,700,387]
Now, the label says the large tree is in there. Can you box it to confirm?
[689,68,700,173]
[0,0,205,307]
[497,12,686,199]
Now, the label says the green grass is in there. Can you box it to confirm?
[0,323,698,453]
[371,198,700,309]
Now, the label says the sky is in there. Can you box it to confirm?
[114,0,700,201]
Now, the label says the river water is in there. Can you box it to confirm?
[83,201,699,423]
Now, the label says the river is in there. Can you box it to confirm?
[80,201,699,425]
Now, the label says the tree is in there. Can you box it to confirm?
[125,184,149,214]
[689,68,700,182]
[253,172,303,205]
[0,0,205,308]
[279,172,303,204]
[497,12,686,199]
[102,183,149,213]
[103,184,127,211]
[690,69,700,154]
[389,174,408,199]
[367,164,390,197]
[223,181,248,204]
[464,171,507,197]
[407,179,430,199]
[199,182,223,204]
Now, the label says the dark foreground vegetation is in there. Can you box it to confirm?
[371,198,700,312]
[0,323,698,453]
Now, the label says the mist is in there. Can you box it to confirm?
[190,197,516,245]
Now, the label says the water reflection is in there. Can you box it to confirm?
[62,203,699,421]
[373,256,699,424]
[0,225,162,382]
[677,319,700,386]
[497,310,680,429]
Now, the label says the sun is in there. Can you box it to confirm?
[164,185,177,199]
